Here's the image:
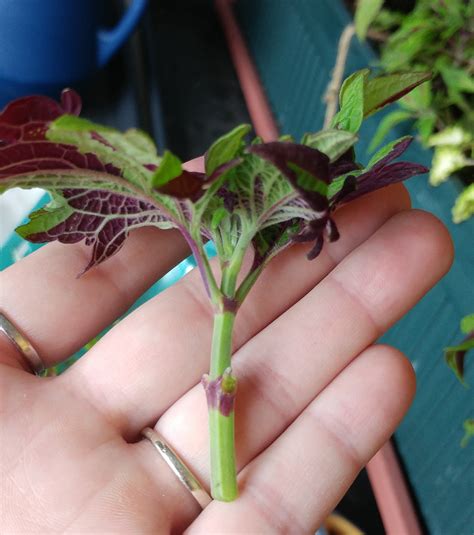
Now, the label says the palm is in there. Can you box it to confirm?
[1,177,452,533]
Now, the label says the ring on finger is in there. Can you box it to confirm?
[142,427,212,509]
[0,312,45,375]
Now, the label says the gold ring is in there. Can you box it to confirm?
[0,312,45,375]
[142,427,212,509]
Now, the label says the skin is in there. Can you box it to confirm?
[0,162,453,534]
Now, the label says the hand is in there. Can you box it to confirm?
[0,179,452,534]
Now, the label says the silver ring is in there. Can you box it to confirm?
[0,312,45,375]
[142,427,212,509]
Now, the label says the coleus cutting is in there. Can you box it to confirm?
[0,69,430,501]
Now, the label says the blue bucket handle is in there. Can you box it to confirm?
[97,0,148,67]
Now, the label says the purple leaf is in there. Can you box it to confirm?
[0,91,177,272]
[156,158,241,202]
[248,142,330,212]
[337,138,429,203]
[328,148,360,180]
[20,189,165,274]
[251,219,301,267]
[0,89,81,144]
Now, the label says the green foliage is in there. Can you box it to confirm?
[461,419,474,448]
[301,129,358,162]
[444,313,473,444]
[461,314,474,335]
[365,0,474,222]
[332,69,430,133]
[444,313,473,385]
[332,69,367,132]
[151,150,182,188]
[205,124,251,175]
[354,0,384,41]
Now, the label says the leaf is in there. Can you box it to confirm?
[338,137,428,204]
[415,114,437,145]
[430,146,467,186]
[367,135,412,168]
[363,72,432,118]
[444,334,474,385]
[355,0,384,41]
[332,70,430,134]
[368,110,413,152]
[328,171,360,201]
[151,150,182,188]
[428,126,472,147]
[399,80,432,111]
[47,115,161,191]
[381,27,435,71]
[437,61,474,104]
[452,184,474,224]
[0,90,81,146]
[461,419,474,448]
[461,314,474,335]
[17,189,171,274]
[0,91,182,272]
[251,219,301,266]
[205,124,251,175]
[211,206,229,230]
[302,129,358,162]
[247,142,330,212]
[332,69,368,133]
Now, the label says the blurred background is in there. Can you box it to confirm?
[1,1,472,534]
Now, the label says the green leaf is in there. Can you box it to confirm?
[150,150,183,188]
[428,126,472,147]
[368,110,413,152]
[399,80,433,112]
[461,314,474,335]
[444,337,474,385]
[205,124,251,175]
[461,419,474,448]
[381,27,435,71]
[48,115,161,191]
[16,194,73,239]
[51,114,115,133]
[355,0,384,41]
[415,114,437,145]
[211,206,229,230]
[287,162,328,196]
[367,135,412,167]
[363,72,432,117]
[332,69,368,133]
[328,170,363,199]
[302,129,358,162]
[452,184,474,223]
[373,8,404,30]
[430,146,467,186]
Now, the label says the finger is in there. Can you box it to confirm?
[0,158,204,372]
[188,345,415,534]
[66,184,410,433]
[137,209,451,489]
[0,228,188,371]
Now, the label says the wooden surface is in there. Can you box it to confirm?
[235,1,474,533]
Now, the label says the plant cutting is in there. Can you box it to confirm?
[0,69,430,501]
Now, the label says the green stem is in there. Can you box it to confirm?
[235,264,265,305]
[208,311,238,501]
[210,311,235,377]
[206,237,251,501]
